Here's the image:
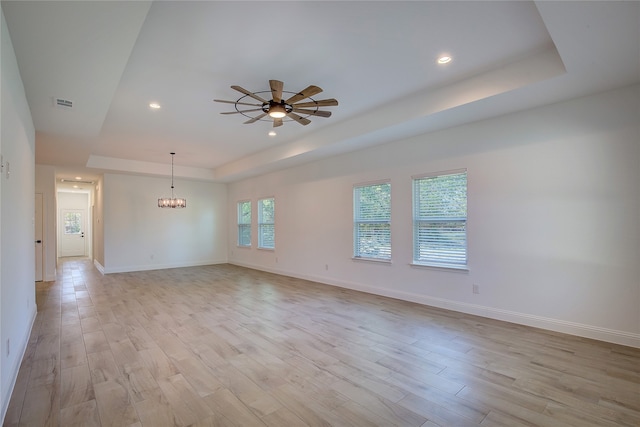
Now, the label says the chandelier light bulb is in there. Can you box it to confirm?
[158,152,186,209]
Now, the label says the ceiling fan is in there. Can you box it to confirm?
[214,80,338,127]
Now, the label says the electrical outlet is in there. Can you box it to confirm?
[325,264,329,270]
[472,284,480,294]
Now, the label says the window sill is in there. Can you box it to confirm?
[410,262,469,272]
[257,247,275,252]
[236,245,251,249]
[352,257,392,265]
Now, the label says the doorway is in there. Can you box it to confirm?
[35,193,44,281]
[58,192,91,258]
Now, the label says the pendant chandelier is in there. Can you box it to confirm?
[158,152,186,208]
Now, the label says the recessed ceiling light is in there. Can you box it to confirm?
[438,55,452,64]
[149,103,161,109]
[75,176,82,180]
[268,131,277,136]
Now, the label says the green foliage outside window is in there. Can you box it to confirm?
[64,212,82,234]
[354,182,391,260]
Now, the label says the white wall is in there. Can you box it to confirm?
[34,165,57,281]
[0,9,37,419]
[102,173,227,273]
[228,84,640,348]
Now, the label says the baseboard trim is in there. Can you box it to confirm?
[229,261,640,349]
[94,259,105,274]
[102,259,227,274]
[1,306,37,424]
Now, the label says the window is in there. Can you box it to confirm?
[237,201,251,247]
[64,212,82,234]
[353,182,391,260]
[258,197,275,249]
[413,170,467,268]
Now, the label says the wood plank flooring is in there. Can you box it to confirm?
[4,257,640,426]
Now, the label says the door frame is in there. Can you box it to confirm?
[35,192,44,281]
[59,208,87,257]
[57,191,93,259]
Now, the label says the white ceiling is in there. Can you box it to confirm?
[2,1,639,183]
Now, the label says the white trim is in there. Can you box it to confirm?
[44,270,57,282]
[352,178,391,189]
[94,259,105,274]
[352,257,392,265]
[412,167,467,180]
[102,259,226,274]
[229,261,640,349]
[409,262,469,272]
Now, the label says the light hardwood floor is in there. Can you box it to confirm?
[4,258,639,426]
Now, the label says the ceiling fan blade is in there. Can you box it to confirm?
[243,113,267,124]
[287,112,311,126]
[221,108,263,115]
[269,80,284,103]
[273,118,283,128]
[292,98,338,108]
[285,85,323,105]
[214,99,263,107]
[231,85,269,103]
[292,108,332,118]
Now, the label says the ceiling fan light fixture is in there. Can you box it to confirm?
[268,104,287,118]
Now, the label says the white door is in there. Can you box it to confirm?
[35,193,44,281]
[59,208,87,257]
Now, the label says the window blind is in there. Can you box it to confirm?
[258,198,275,249]
[237,201,251,247]
[354,182,391,260]
[413,171,467,267]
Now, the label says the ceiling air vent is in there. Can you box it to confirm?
[55,98,73,108]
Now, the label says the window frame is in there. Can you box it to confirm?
[237,200,252,247]
[353,180,392,262]
[412,169,468,270]
[257,197,275,250]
